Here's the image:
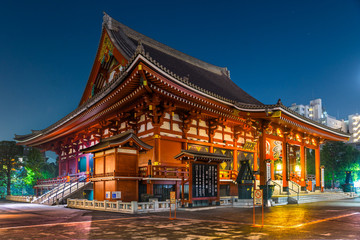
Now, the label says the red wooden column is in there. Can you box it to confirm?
[233,149,238,174]
[315,146,321,191]
[282,141,289,192]
[258,132,267,186]
[300,145,306,191]
[66,158,69,175]
[59,160,62,176]
[254,145,260,180]
[188,162,193,207]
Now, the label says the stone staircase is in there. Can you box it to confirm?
[32,174,91,205]
[271,191,356,206]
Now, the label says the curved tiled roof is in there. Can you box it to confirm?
[14,13,348,143]
[104,13,262,106]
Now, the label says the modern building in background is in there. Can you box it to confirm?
[348,114,360,150]
[289,99,323,122]
[290,99,359,146]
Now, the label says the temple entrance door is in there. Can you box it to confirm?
[288,145,301,184]
[88,154,94,173]
[306,148,316,191]
[78,156,87,173]
[266,139,283,180]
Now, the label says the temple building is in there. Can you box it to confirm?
[15,14,349,205]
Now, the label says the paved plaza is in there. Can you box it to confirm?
[0,198,360,239]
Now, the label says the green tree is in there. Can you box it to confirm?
[0,141,24,195]
[321,141,360,188]
[306,148,315,175]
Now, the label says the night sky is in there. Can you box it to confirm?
[1,0,360,143]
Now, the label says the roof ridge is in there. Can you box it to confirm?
[103,13,230,77]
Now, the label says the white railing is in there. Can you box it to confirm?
[67,198,181,214]
[6,195,34,203]
[220,196,253,206]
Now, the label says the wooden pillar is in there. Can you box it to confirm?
[146,159,153,195]
[315,146,321,191]
[59,160,62,176]
[258,132,267,186]
[188,162,193,207]
[154,126,161,163]
[66,158,69,175]
[76,157,79,173]
[233,149,238,173]
[271,160,275,180]
[254,145,259,180]
[216,163,220,205]
[300,145,306,191]
[282,141,289,192]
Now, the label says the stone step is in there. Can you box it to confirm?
[271,192,353,205]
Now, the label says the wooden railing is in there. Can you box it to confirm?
[35,172,90,188]
[289,172,301,185]
[93,171,138,178]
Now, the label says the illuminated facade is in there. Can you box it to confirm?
[15,14,349,205]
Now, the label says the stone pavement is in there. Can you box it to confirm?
[0,198,360,239]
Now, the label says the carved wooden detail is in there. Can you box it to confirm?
[207,117,226,139]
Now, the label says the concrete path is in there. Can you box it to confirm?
[1,198,360,239]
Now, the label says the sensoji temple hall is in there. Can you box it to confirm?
[15,13,349,206]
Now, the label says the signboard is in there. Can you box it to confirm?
[192,163,218,198]
[254,189,263,205]
[170,191,176,204]
[112,191,121,199]
[105,191,111,199]
[321,167,325,188]
[266,161,271,182]
[286,143,290,181]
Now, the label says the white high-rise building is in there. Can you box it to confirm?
[289,98,347,132]
[290,98,323,122]
[289,99,359,147]
[348,114,360,143]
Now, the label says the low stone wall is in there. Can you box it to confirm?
[6,195,34,203]
[68,197,254,214]
[67,198,181,214]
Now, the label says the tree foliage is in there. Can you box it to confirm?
[0,141,24,195]
[0,141,58,196]
[321,141,360,188]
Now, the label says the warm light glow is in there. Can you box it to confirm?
[276,128,283,137]
[295,165,301,173]
[276,163,282,171]
[354,180,360,188]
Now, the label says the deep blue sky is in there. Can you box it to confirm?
[1,0,360,142]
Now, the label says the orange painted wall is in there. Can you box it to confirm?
[94,157,104,174]
[94,181,104,201]
[116,153,137,175]
[105,180,116,199]
[160,139,182,166]
[116,180,138,202]
[105,155,115,173]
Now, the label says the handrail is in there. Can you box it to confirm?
[288,180,300,203]
[268,179,282,195]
